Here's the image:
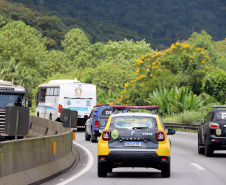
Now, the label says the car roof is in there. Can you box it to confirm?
[112,112,157,118]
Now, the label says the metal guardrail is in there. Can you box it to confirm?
[164,122,200,130]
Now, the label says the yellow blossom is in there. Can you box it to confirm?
[136,67,141,73]
[147,69,150,72]
[201,60,205,64]
[196,47,202,51]
[206,56,210,59]
[124,83,129,88]
[126,100,130,103]
[171,44,176,49]
[150,74,153,78]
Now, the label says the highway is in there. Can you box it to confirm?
[42,131,226,185]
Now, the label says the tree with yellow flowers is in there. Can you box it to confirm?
[119,41,215,105]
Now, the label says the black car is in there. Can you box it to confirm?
[198,105,226,156]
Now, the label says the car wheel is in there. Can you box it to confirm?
[205,138,213,157]
[98,162,107,177]
[91,132,97,143]
[198,136,205,154]
[85,131,91,141]
[161,160,170,178]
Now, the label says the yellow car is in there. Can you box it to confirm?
[97,107,175,178]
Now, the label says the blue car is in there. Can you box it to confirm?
[85,105,129,142]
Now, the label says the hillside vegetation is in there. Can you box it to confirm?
[0,1,226,123]
[2,0,226,49]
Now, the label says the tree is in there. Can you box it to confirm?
[0,20,47,68]
[202,68,226,104]
[39,50,72,78]
[61,28,90,62]
[119,41,215,105]
[0,58,33,97]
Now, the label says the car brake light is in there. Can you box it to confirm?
[102,130,111,140]
[209,122,219,129]
[58,104,63,113]
[156,131,165,141]
[95,120,99,128]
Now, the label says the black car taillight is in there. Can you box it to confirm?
[209,122,219,129]
[95,120,99,128]
[102,130,111,140]
[156,131,165,141]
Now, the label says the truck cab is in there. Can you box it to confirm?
[0,80,31,139]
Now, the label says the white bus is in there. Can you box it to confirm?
[35,79,96,130]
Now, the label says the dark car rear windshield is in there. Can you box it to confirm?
[213,111,226,122]
[110,116,157,129]
[101,108,114,116]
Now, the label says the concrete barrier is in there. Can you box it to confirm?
[0,116,77,185]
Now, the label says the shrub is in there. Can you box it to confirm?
[203,68,226,104]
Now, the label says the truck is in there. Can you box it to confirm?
[35,79,96,131]
[0,80,31,139]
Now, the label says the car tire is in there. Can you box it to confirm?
[91,132,97,143]
[85,131,91,141]
[205,138,213,157]
[161,160,170,178]
[98,162,107,177]
[198,136,205,154]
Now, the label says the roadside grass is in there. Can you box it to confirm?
[166,127,198,133]
[162,109,208,125]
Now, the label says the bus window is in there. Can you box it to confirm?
[46,88,50,95]
[50,88,54,95]
[40,88,46,102]
[54,88,59,95]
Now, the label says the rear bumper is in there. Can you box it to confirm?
[207,134,226,149]
[98,151,169,169]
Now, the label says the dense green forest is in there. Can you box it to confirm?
[2,0,226,49]
[0,0,226,123]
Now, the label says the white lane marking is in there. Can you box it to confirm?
[191,163,205,170]
[56,142,94,185]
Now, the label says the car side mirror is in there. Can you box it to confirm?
[197,120,202,125]
[167,129,175,135]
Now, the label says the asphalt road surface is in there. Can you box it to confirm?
[42,131,226,185]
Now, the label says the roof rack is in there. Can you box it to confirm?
[212,105,226,109]
[109,105,159,110]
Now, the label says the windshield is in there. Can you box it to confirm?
[0,94,23,107]
[110,116,157,129]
